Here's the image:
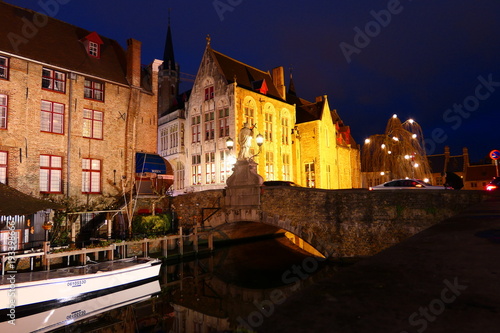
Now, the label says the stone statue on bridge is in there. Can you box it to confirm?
[238,122,255,160]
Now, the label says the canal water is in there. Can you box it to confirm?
[43,236,354,333]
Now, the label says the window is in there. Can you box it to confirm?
[83,109,103,139]
[160,127,168,152]
[192,116,201,143]
[220,150,233,183]
[0,151,7,184]
[204,86,214,101]
[42,68,66,92]
[281,117,289,145]
[0,94,7,129]
[41,100,64,134]
[305,162,315,188]
[170,125,178,149]
[244,106,254,126]
[89,41,99,57]
[84,79,104,101]
[282,154,290,181]
[218,107,229,138]
[265,112,273,141]
[40,155,62,193]
[82,158,101,193]
[175,161,185,190]
[205,152,215,184]
[0,56,9,80]
[265,152,274,180]
[192,154,201,185]
[204,111,215,141]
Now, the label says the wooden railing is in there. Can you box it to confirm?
[1,226,214,275]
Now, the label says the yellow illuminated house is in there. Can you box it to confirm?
[158,37,361,194]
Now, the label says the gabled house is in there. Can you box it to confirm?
[159,36,361,193]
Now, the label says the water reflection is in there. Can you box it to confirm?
[42,236,348,332]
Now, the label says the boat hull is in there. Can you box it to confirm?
[0,279,161,332]
[0,257,161,317]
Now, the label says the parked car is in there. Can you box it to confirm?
[369,179,447,190]
[485,177,500,192]
[262,180,301,187]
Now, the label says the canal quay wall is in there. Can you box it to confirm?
[170,188,489,258]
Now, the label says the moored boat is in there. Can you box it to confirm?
[0,257,161,323]
[0,279,160,332]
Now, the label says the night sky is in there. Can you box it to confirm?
[5,0,500,162]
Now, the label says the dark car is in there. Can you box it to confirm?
[262,181,300,187]
[485,177,500,192]
[369,179,447,190]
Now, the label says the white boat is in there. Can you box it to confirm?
[0,257,161,322]
[0,279,161,332]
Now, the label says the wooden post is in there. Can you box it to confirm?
[208,232,214,252]
[106,212,112,240]
[179,227,183,256]
[162,238,168,258]
[193,225,199,253]
[142,239,148,257]
[42,241,50,270]
[107,246,114,261]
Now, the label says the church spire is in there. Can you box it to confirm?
[163,9,176,70]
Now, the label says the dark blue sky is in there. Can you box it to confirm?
[6,0,500,162]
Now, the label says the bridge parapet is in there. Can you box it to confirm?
[171,187,489,258]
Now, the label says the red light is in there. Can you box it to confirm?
[486,185,498,191]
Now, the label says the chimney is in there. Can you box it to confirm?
[126,38,142,87]
[462,147,469,168]
[271,66,286,99]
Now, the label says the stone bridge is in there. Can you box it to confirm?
[170,185,488,258]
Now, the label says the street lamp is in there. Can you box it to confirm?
[256,134,264,147]
[226,137,234,151]
[247,133,264,160]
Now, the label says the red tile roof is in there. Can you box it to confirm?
[210,49,284,101]
[0,1,129,85]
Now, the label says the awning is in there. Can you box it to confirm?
[0,183,63,216]
[135,153,172,175]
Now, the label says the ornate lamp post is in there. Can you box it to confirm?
[226,137,234,151]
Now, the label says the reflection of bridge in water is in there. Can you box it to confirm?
[48,237,343,332]
[157,237,344,332]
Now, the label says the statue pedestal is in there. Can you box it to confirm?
[225,159,263,208]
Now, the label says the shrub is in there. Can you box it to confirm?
[132,214,171,236]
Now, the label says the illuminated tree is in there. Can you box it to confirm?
[361,114,431,181]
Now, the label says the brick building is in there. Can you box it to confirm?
[0,2,165,243]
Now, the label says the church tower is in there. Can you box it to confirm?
[158,17,180,116]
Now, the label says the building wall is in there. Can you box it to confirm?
[184,51,236,192]
[0,51,159,206]
[234,87,295,183]
[160,45,361,193]
[295,97,361,189]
